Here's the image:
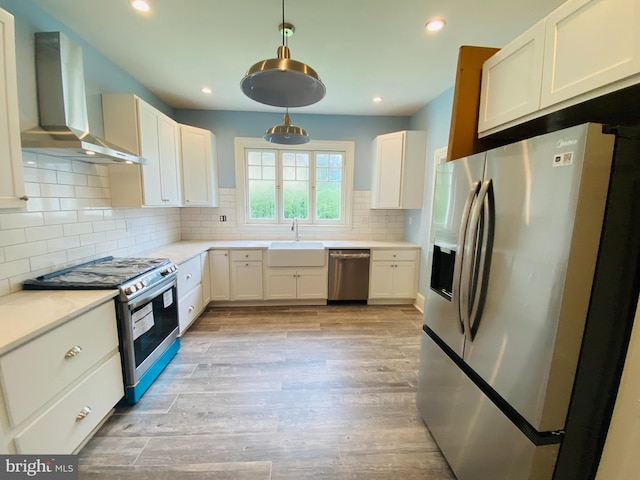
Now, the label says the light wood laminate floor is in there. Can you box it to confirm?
[78,304,456,480]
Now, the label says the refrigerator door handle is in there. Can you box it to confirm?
[452,181,481,335]
[461,179,494,342]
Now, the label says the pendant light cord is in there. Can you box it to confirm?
[282,0,285,46]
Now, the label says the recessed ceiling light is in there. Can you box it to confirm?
[84,150,96,155]
[425,18,446,32]
[201,87,212,94]
[130,0,150,12]
[373,96,383,103]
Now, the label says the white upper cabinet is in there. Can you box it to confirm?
[371,130,426,209]
[540,0,640,108]
[479,0,640,136]
[102,94,182,207]
[478,20,545,133]
[0,8,26,209]
[180,124,219,207]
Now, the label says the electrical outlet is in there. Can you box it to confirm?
[219,215,227,222]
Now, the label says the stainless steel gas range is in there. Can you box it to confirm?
[23,256,180,403]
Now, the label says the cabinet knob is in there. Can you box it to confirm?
[188,305,195,313]
[76,406,92,421]
[64,345,83,359]
[186,273,192,280]
[245,254,249,258]
[19,195,29,201]
[245,263,249,267]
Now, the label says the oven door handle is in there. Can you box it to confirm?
[127,274,177,310]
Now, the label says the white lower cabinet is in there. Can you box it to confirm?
[209,250,230,301]
[368,250,418,300]
[13,354,123,453]
[230,250,263,301]
[177,254,207,334]
[265,268,327,300]
[0,300,123,454]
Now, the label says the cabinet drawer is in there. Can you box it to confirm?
[177,255,202,294]
[371,250,417,262]
[0,301,119,427]
[230,250,263,262]
[14,353,123,454]
[178,284,203,333]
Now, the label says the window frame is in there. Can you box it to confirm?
[235,137,354,231]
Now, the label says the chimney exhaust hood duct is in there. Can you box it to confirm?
[20,32,144,165]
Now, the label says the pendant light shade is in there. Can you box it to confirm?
[241,0,325,108]
[264,112,310,145]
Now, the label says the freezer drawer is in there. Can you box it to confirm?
[417,331,559,480]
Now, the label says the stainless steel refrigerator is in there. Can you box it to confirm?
[417,123,640,480]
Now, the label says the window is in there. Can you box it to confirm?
[235,138,354,228]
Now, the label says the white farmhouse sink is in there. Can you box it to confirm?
[268,241,326,267]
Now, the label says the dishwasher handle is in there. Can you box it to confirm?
[330,252,370,259]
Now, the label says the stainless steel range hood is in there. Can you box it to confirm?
[20,32,144,165]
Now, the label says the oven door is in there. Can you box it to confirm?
[117,274,179,386]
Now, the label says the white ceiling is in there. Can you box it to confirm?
[30,0,566,116]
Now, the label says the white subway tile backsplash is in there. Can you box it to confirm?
[0,153,181,295]
[66,245,96,262]
[57,171,88,186]
[1,152,404,297]
[5,241,48,262]
[0,212,44,230]
[0,259,32,280]
[44,211,79,225]
[0,229,26,247]
[63,222,93,237]
[47,235,80,253]
[26,197,61,212]
[29,251,67,273]
[25,225,64,242]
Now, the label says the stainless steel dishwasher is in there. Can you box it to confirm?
[328,249,371,301]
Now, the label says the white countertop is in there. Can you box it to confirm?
[139,240,420,265]
[0,289,118,355]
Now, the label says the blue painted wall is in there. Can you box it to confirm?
[174,110,409,190]
[1,0,173,136]
[405,87,455,299]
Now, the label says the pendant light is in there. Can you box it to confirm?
[241,0,326,108]
[264,109,310,145]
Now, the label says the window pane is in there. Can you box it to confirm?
[263,165,276,180]
[296,153,309,167]
[283,166,296,181]
[316,182,341,220]
[316,154,329,168]
[248,180,276,220]
[282,153,296,167]
[246,150,277,220]
[283,181,309,219]
[329,154,342,168]
[316,152,343,221]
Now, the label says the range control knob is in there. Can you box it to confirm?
[125,285,137,295]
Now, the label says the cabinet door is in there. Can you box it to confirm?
[478,20,545,133]
[181,125,218,207]
[372,132,403,208]
[369,262,395,299]
[201,252,211,305]
[158,115,181,205]
[540,0,640,108]
[265,269,298,299]
[209,250,230,301]
[393,262,417,298]
[297,269,328,299]
[137,102,163,206]
[231,262,263,300]
[0,8,26,209]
